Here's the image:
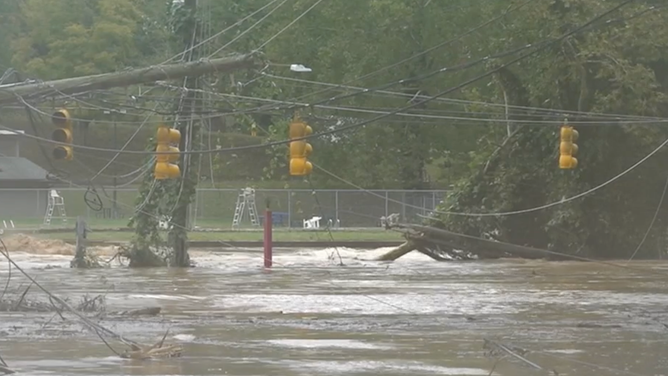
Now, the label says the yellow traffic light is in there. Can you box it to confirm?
[559,124,578,169]
[51,109,73,161]
[154,125,181,179]
[288,118,313,176]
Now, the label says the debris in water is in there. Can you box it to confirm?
[121,330,183,360]
[0,237,184,362]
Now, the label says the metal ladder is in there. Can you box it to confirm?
[246,191,259,226]
[43,190,67,226]
[43,199,55,226]
[57,201,67,223]
[231,188,260,228]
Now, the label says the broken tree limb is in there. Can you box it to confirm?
[375,241,416,261]
[0,242,136,349]
[483,339,544,371]
[116,307,162,317]
[0,238,183,359]
[0,352,13,375]
[396,223,572,260]
[0,54,257,105]
[121,330,183,360]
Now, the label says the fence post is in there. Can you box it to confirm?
[35,190,40,219]
[264,201,273,269]
[385,191,389,218]
[287,189,292,228]
[335,190,339,223]
[402,191,406,221]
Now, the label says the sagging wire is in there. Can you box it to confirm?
[74,157,152,181]
[0,236,122,357]
[263,3,663,111]
[205,0,289,58]
[19,96,71,180]
[84,186,104,212]
[47,171,668,376]
[12,0,663,161]
[164,14,201,224]
[307,176,344,266]
[311,128,668,218]
[260,73,668,123]
[153,85,668,126]
[80,91,167,213]
[626,169,668,263]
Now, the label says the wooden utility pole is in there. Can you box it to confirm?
[0,54,256,105]
[169,0,200,267]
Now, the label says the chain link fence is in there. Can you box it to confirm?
[0,188,447,229]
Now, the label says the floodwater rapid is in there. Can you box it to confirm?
[1,247,667,375]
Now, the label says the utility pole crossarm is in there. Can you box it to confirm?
[0,54,257,105]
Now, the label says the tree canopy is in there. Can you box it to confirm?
[1,0,668,258]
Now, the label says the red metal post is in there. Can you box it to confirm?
[263,209,273,268]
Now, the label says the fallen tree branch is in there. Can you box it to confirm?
[0,353,14,374]
[483,339,544,370]
[121,329,182,360]
[0,237,182,360]
[374,241,416,261]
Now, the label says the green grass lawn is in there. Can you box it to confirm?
[35,229,403,243]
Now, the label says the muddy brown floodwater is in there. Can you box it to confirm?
[1,247,667,376]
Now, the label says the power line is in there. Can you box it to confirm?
[158,0,281,65]
[260,73,668,122]
[313,126,668,218]
[256,2,659,115]
[252,0,325,52]
[156,87,668,125]
[206,0,290,57]
[0,0,644,157]
[265,0,538,106]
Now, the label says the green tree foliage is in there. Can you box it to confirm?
[2,0,668,258]
[432,0,668,259]
[8,0,169,79]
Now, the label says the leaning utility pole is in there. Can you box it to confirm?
[0,54,256,105]
[169,0,200,267]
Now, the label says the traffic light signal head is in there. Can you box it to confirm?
[154,125,181,179]
[559,125,578,169]
[51,109,73,161]
[156,125,181,145]
[288,119,313,176]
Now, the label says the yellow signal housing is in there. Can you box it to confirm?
[288,118,313,176]
[154,125,181,179]
[559,124,578,169]
[51,109,73,161]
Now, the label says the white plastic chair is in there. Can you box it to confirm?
[50,189,64,205]
[302,216,322,229]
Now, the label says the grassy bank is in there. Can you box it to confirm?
[35,229,403,243]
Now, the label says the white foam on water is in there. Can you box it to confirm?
[282,359,490,375]
[265,339,392,350]
[173,333,197,342]
[127,294,208,301]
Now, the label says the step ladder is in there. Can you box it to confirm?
[231,187,260,228]
[43,189,67,226]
